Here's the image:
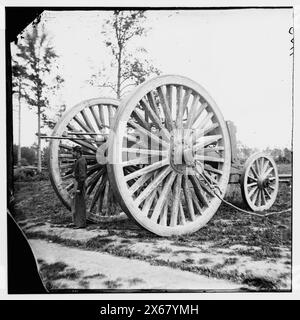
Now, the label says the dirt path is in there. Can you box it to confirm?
[30,239,244,291]
[23,220,291,291]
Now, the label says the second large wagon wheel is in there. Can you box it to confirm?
[108,75,231,236]
[49,97,121,220]
[241,152,279,211]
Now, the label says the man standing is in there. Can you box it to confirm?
[71,145,87,228]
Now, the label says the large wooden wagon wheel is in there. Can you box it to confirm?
[108,75,231,236]
[241,152,279,211]
[49,97,121,220]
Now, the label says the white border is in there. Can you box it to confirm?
[1,0,299,300]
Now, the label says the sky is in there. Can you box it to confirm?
[11,8,293,150]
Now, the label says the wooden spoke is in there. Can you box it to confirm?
[67,123,97,146]
[60,163,74,170]
[66,182,74,192]
[189,175,209,207]
[123,147,168,158]
[203,122,219,135]
[150,172,177,223]
[259,157,265,174]
[176,85,184,128]
[61,173,73,180]
[90,175,107,211]
[71,138,97,153]
[182,175,196,221]
[193,135,223,150]
[142,188,158,215]
[98,104,106,126]
[86,171,104,195]
[73,115,92,134]
[125,158,169,181]
[248,186,258,199]
[203,169,219,186]
[59,153,73,159]
[248,175,258,182]
[166,85,173,116]
[261,189,267,205]
[134,167,172,205]
[170,174,183,226]
[123,134,150,150]
[179,202,186,225]
[264,188,272,199]
[132,109,150,131]
[261,158,269,175]
[263,167,274,178]
[247,182,257,188]
[159,201,168,226]
[192,102,208,126]
[128,120,169,149]
[100,180,110,212]
[195,155,224,163]
[108,105,115,127]
[90,106,103,131]
[250,166,259,179]
[81,109,95,132]
[203,146,225,154]
[139,98,170,139]
[257,189,262,207]
[254,160,261,176]
[185,94,200,129]
[182,88,193,118]
[128,172,154,194]
[204,164,223,176]
[146,91,161,118]
[196,112,214,134]
[122,156,150,167]
[192,192,203,215]
[87,163,103,175]
[156,86,174,132]
[251,188,259,204]
[198,179,215,198]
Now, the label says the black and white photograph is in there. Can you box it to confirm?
[5,4,294,295]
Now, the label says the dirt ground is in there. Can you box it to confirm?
[12,168,292,292]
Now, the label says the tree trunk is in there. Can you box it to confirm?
[17,87,21,167]
[117,48,122,99]
[37,106,41,173]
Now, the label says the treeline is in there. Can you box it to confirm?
[13,144,49,168]
[237,144,292,164]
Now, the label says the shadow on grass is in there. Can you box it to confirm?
[37,259,83,290]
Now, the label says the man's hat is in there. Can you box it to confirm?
[72,145,82,153]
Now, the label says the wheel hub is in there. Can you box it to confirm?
[257,176,270,189]
[170,129,195,173]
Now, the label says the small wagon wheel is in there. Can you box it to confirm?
[108,75,231,236]
[241,152,279,211]
[49,97,120,219]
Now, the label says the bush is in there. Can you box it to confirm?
[13,167,49,182]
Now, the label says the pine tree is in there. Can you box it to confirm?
[14,25,64,172]
[12,59,27,167]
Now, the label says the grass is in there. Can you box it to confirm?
[12,163,292,291]
[18,178,291,258]
[37,259,82,290]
